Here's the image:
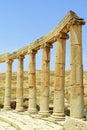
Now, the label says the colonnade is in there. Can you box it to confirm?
[0,11,85,120]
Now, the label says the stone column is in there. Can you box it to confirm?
[28,50,37,114]
[70,22,84,119]
[53,32,68,119]
[16,55,24,112]
[4,59,13,110]
[39,43,52,116]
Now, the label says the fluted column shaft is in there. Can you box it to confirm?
[53,33,68,119]
[28,50,37,114]
[39,44,52,116]
[4,60,13,110]
[16,55,24,112]
[70,24,84,119]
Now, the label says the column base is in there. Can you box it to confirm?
[28,108,37,114]
[39,111,50,117]
[4,106,11,110]
[16,107,24,112]
[52,112,65,121]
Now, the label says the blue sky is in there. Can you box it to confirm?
[0,0,87,72]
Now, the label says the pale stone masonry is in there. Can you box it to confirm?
[70,23,84,119]
[0,11,85,120]
[28,50,37,114]
[64,117,87,130]
[39,43,53,116]
[4,60,13,110]
[16,55,24,112]
[53,33,69,119]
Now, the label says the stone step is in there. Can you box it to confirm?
[0,115,21,130]
[0,119,17,130]
[0,110,64,130]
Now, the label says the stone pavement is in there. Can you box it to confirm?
[0,110,64,130]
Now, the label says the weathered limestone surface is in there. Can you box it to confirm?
[70,23,84,119]
[53,33,68,120]
[0,111,64,130]
[39,44,52,116]
[64,117,87,130]
[28,50,37,114]
[0,11,85,62]
[0,10,85,121]
[4,60,13,110]
[16,56,24,112]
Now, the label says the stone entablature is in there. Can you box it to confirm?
[0,11,85,62]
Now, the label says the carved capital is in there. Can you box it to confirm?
[28,49,37,55]
[6,59,13,64]
[69,18,85,26]
[58,32,69,39]
[17,55,25,61]
[40,43,53,49]
[67,18,85,32]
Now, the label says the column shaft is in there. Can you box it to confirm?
[4,60,13,110]
[16,56,24,111]
[53,32,68,119]
[28,50,37,114]
[70,24,84,119]
[39,44,52,116]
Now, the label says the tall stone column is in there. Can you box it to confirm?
[16,55,24,112]
[28,50,37,114]
[53,32,68,119]
[70,22,84,119]
[4,59,13,110]
[39,43,52,116]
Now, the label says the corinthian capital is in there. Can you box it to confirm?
[28,49,37,55]
[58,32,69,39]
[40,43,53,49]
[6,59,13,64]
[17,55,25,60]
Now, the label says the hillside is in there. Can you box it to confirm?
[0,71,87,107]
